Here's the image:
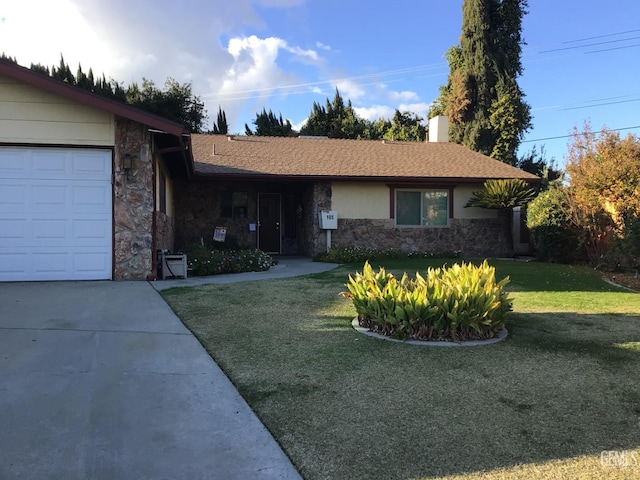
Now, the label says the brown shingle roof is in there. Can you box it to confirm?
[191,134,540,182]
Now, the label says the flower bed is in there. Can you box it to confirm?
[184,245,275,276]
[340,260,512,342]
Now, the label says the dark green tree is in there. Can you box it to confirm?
[517,145,563,190]
[211,106,228,134]
[245,108,293,136]
[300,89,369,139]
[125,78,207,132]
[383,110,427,142]
[432,0,531,165]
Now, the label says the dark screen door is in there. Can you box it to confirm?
[258,193,281,253]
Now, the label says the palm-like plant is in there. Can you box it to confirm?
[466,179,537,257]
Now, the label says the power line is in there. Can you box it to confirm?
[586,43,640,54]
[540,36,640,53]
[563,28,640,44]
[562,98,640,111]
[522,125,640,144]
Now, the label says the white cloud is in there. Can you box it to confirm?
[334,78,365,101]
[354,105,395,122]
[316,41,332,51]
[389,90,419,103]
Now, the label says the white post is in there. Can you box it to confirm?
[326,230,331,253]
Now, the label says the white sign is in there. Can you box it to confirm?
[319,210,338,230]
[213,226,227,242]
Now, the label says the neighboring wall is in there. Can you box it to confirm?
[328,181,507,257]
[0,74,115,145]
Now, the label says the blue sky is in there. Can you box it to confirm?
[2,0,639,164]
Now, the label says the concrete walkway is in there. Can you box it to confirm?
[151,256,339,291]
[0,258,338,480]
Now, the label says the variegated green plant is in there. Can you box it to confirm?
[340,260,512,341]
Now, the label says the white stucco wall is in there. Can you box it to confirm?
[331,182,390,219]
[453,185,498,219]
[0,74,115,145]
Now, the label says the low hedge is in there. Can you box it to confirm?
[184,246,275,276]
[341,260,512,342]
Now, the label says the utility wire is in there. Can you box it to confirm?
[522,125,640,143]
[540,36,640,53]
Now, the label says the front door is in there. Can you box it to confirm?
[258,193,281,253]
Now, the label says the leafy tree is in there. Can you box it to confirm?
[432,0,531,165]
[211,106,229,134]
[517,145,563,190]
[466,178,537,256]
[383,110,427,142]
[125,78,206,132]
[563,125,640,268]
[300,89,369,139]
[245,108,293,136]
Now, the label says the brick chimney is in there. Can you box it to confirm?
[428,116,449,143]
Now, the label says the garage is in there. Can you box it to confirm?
[0,147,113,281]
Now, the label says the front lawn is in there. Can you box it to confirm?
[162,259,640,480]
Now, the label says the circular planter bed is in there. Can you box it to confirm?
[351,318,508,347]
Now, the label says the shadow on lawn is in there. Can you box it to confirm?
[289,310,640,479]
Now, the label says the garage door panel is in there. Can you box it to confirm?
[32,151,67,175]
[0,183,27,211]
[0,218,27,242]
[72,184,111,210]
[0,147,112,281]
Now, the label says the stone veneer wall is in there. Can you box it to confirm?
[113,118,154,280]
[304,182,332,256]
[155,211,175,252]
[331,218,509,257]
[173,180,258,249]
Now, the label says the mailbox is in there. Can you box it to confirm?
[319,210,338,230]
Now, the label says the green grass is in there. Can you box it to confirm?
[162,259,640,480]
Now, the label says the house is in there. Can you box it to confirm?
[0,58,539,282]
[176,128,539,258]
[0,59,191,281]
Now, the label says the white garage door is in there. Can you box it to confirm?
[0,147,112,281]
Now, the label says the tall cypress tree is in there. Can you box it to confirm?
[211,106,228,134]
[432,0,531,165]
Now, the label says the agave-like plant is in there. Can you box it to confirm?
[466,179,537,256]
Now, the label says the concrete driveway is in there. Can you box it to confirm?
[0,281,301,480]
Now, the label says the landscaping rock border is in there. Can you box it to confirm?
[351,318,508,347]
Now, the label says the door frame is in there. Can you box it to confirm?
[257,192,282,254]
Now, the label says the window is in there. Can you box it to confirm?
[221,191,248,218]
[395,189,449,226]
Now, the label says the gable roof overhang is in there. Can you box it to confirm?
[0,59,194,178]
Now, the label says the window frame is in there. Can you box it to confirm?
[389,185,454,228]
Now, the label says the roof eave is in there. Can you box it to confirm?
[192,172,541,183]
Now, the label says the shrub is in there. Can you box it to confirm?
[183,245,275,276]
[527,188,582,263]
[314,247,459,264]
[340,260,512,342]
